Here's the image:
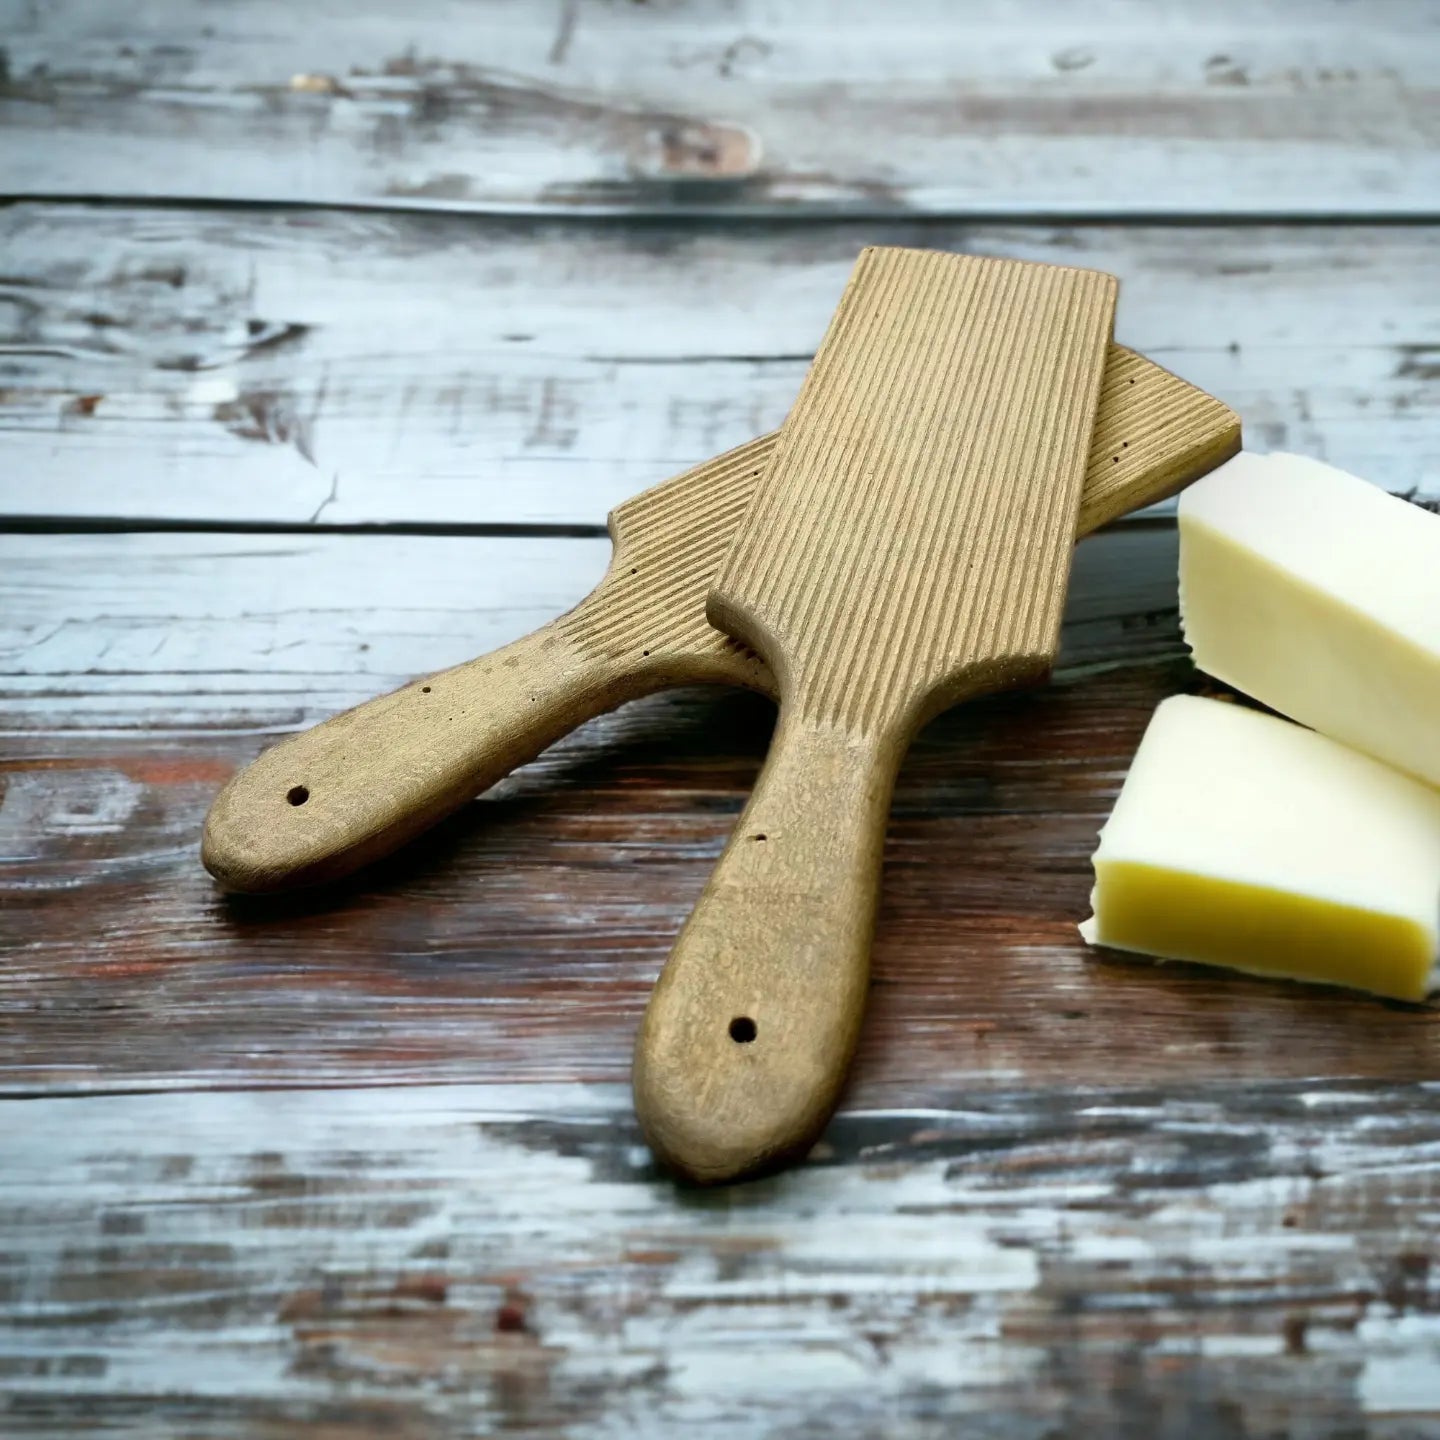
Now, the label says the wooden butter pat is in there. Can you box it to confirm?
[1080,695,1440,1001]
[1179,450,1440,788]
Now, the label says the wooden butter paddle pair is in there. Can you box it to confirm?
[205,249,1240,1184]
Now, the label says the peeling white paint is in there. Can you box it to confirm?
[185,375,240,406]
[1198,1334,1286,1357]
[3,1081,1439,1426]
[2,207,1438,528]
[0,769,142,840]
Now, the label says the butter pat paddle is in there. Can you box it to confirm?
[634,247,1118,1183]
[1081,695,1440,1002]
[203,346,1237,893]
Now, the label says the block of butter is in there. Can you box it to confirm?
[1081,695,1440,1001]
[1179,451,1440,789]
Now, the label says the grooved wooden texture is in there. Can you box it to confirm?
[562,437,766,666]
[202,342,1235,894]
[565,345,1237,669]
[717,248,1119,732]
[1080,346,1239,532]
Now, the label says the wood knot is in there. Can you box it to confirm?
[647,120,760,181]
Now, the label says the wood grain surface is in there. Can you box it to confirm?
[7,532,1440,1425]
[4,0,1440,1430]
[2,0,1436,217]
[5,525,1438,1104]
[1,205,1435,528]
[5,1079,1439,1438]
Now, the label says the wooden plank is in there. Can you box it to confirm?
[1,0,1436,217]
[0,523,1184,733]
[0,531,613,733]
[3,527,1438,1098]
[1,204,1436,527]
[2,1079,1438,1436]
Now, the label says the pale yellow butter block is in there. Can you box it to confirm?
[1081,695,1440,1001]
[1179,451,1440,789]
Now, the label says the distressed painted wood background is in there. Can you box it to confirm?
[2,2,1438,1435]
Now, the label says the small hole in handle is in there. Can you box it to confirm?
[750,833,767,843]
[286,785,309,806]
[421,685,431,694]
[729,1016,757,1044]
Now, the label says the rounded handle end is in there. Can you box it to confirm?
[201,742,335,894]
[634,994,851,1185]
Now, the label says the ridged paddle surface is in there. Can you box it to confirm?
[562,345,1236,675]
[713,248,1118,734]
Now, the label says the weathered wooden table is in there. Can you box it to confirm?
[3,3,1438,1434]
